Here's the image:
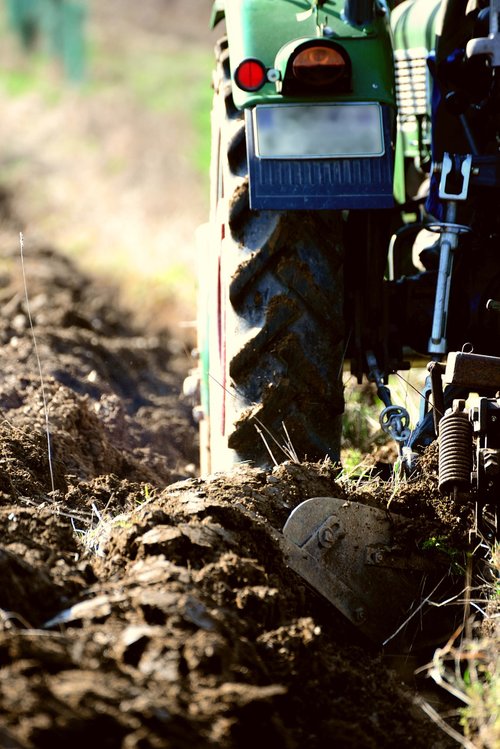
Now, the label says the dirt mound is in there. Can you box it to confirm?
[0,468,454,748]
[0,202,464,747]
[0,222,197,492]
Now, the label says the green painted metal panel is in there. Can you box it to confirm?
[221,0,395,109]
[391,0,440,199]
[391,0,441,53]
[210,0,225,28]
[393,120,406,205]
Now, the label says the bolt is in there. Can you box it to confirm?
[318,516,344,548]
[319,524,340,547]
[486,299,500,313]
[354,607,366,624]
[372,549,384,564]
[266,68,280,83]
[192,406,205,423]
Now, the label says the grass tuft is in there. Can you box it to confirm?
[418,544,499,748]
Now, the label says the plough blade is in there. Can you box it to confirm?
[280,497,454,650]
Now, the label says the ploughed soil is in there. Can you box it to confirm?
[0,2,486,745]
[0,194,475,748]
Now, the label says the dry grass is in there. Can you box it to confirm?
[418,545,499,748]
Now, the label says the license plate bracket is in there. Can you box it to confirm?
[246,103,394,210]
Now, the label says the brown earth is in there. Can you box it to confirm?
[0,2,487,747]
[0,192,470,748]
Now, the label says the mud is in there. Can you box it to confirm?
[0,193,469,748]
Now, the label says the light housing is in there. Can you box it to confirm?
[283,41,351,95]
[234,59,267,92]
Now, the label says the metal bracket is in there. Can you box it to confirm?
[439,153,472,200]
[466,0,500,68]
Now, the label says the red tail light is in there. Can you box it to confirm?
[234,59,267,91]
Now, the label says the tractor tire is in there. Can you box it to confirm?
[200,39,345,472]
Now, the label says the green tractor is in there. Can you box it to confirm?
[197,0,500,474]
[198,0,399,474]
[196,0,438,475]
[192,0,500,644]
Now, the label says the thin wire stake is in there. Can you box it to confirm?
[19,233,55,494]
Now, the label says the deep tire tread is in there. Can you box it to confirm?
[208,39,345,467]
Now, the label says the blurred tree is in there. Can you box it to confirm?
[4,0,86,81]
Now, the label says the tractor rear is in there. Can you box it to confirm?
[198,0,397,475]
[192,0,500,646]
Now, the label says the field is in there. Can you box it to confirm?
[0,2,497,747]
[0,0,215,331]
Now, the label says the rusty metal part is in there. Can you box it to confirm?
[280,496,451,648]
[471,396,500,540]
[444,351,500,391]
[428,360,445,435]
[438,400,473,494]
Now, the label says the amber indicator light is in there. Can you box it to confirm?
[292,46,346,85]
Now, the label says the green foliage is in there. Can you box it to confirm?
[458,645,499,748]
[340,448,366,475]
[420,535,467,574]
[422,543,499,748]
[89,42,213,178]
[342,382,385,453]
[0,3,212,179]
[0,57,61,101]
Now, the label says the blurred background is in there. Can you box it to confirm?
[0,0,215,336]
